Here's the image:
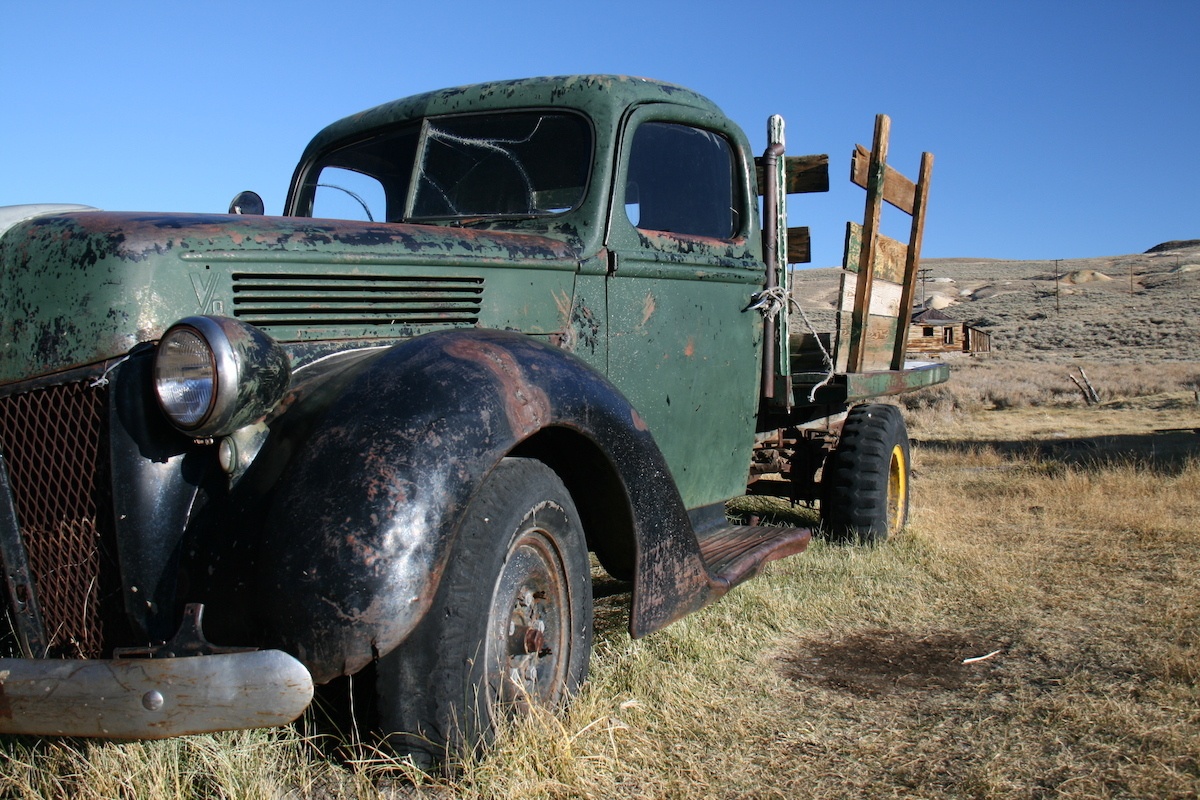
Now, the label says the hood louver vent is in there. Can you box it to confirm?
[232,273,484,328]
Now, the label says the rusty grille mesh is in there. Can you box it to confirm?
[0,379,117,658]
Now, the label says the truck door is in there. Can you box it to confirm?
[603,106,764,511]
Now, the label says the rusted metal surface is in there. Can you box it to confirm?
[0,210,582,386]
[0,450,46,658]
[200,328,713,682]
[0,376,124,658]
[0,648,313,738]
[113,604,254,659]
[695,523,812,590]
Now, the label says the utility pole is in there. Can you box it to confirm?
[917,267,932,304]
[1053,259,1061,313]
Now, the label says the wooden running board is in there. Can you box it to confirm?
[695,523,812,592]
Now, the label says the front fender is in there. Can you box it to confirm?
[251,329,712,683]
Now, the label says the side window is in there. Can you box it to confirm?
[625,122,738,239]
[303,124,420,222]
[312,167,387,222]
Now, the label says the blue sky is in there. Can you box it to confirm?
[2,1,1196,267]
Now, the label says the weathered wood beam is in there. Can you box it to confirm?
[755,154,830,195]
[890,149,934,369]
[843,222,907,283]
[786,226,811,264]
[850,143,916,214]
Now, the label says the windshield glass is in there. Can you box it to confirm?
[299,111,592,223]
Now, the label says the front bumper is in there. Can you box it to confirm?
[0,649,313,738]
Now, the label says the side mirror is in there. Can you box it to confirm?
[228,191,265,215]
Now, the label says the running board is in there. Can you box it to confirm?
[696,523,812,591]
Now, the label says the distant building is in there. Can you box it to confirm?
[908,307,992,356]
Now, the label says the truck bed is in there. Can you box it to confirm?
[787,329,949,406]
[791,361,949,405]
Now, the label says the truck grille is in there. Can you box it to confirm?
[0,379,118,658]
[232,273,484,328]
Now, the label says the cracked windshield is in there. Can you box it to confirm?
[309,111,592,224]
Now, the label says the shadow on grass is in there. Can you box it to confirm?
[918,429,1200,475]
[782,628,1013,696]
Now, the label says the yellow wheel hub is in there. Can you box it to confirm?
[886,443,908,532]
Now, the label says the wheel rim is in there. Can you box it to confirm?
[484,526,572,717]
[886,443,908,533]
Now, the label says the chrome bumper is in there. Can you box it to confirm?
[0,649,313,738]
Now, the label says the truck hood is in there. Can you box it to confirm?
[0,204,99,239]
[0,210,582,385]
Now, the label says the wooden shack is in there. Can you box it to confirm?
[909,307,992,356]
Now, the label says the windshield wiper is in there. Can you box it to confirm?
[408,212,556,227]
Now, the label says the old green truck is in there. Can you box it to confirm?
[0,75,945,757]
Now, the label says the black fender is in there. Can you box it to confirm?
[248,328,715,684]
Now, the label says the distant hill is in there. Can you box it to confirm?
[789,241,1200,362]
[1146,240,1200,254]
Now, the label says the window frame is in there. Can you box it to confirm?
[289,108,596,225]
[606,104,756,255]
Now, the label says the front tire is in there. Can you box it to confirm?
[376,457,593,763]
[820,404,911,543]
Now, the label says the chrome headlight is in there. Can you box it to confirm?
[154,316,290,437]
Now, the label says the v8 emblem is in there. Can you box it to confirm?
[191,271,224,315]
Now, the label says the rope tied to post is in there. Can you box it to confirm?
[747,286,788,321]
[748,287,837,403]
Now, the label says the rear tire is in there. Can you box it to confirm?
[820,404,910,543]
[376,457,592,764]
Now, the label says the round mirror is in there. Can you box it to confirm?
[228,190,265,215]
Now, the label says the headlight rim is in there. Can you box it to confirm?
[154,315,287,438]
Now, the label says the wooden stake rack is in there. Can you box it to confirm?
[838,115,935,373]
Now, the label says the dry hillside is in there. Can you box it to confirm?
[790,239,1200,362]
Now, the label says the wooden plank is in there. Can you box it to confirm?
[850,143,916,214]
[874,233,908,285]
[869,281,904,318]
[889,150,934,370]
[843,222,907,283]
[843,221,862,272]
[833,270,854,372]
[786,226,811,264]
[839,276,904,318]
[858,315,901,371]
[836,273,903,371]
[755,154,830,195]
[788,331,833,371]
